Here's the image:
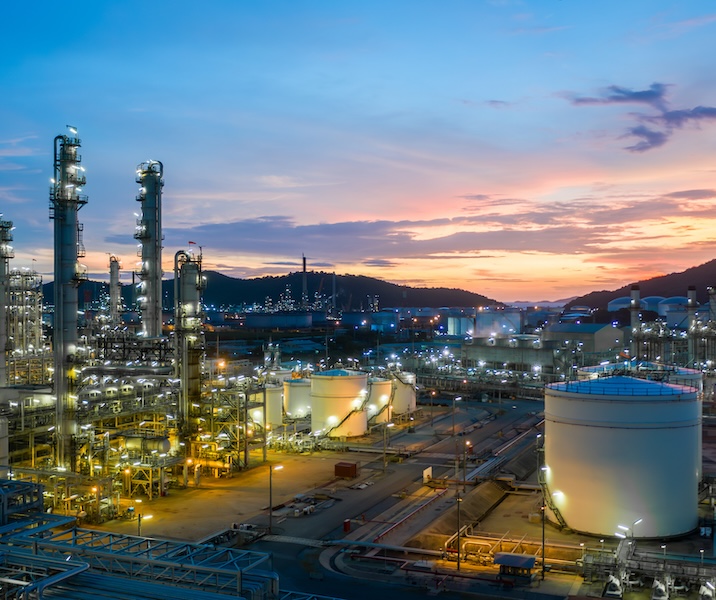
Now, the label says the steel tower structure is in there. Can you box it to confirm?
[134,161,163,338]
[0,217,14,387]
[50,127,88,469]
[109,254,122,325]
[174,249,205,437]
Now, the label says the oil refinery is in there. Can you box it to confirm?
[4,127,716,599]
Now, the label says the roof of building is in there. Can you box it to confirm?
[494,552,537,569]
[546,323,613,334]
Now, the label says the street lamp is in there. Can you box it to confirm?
[268,464,283,534]
[382,422,395,473]
[456,492,463,571]
[452,396,462,436]
[137,513,152,536]
[701,549,705,574]
[463,441,471,492]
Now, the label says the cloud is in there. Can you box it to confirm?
[568,82,716,152]
[487,100,511,108]
[621,125,669,152]
[569,83,668,110]
[666,189,716,200]
[652,106,716,128]
[362,258,397,268]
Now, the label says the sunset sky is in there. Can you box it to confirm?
[2,1,716,302]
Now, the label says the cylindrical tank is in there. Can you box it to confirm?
[265,384,283,430]
[248,384,283,430]
[283,379,312,418]
[367,377,392,423]
[392,372,417,414]
[310,369,368,437]
[544,376,700,538]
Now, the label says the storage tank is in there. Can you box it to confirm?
[283,379,311,418]
[248,384,283,430]
[311,369,368,438]
[392,372,417,414]
[366,377,393,424]
[544,376,700,538]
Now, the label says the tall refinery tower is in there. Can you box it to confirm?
[0,217,14,387]
[50,127,87,469]
[134,161,164,338]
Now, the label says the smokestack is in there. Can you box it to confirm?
[302,253,308,310]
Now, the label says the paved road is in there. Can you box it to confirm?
[92,399,545,598]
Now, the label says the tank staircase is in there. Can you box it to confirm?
[536,446,570,530]
[324,406,367,439]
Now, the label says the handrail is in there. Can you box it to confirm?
[373,489,448,543]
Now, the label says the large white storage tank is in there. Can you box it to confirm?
[392,372,417,414]
[544,376,700,538]
[311,369,368,438]
[283,379,311,418]
[248,384,283,430]
[367,377,392,423]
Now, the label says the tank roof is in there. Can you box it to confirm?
[314,368,362,377]
[548,375,696,397]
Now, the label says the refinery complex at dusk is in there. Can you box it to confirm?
[1,128,716,599]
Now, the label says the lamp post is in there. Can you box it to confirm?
[137,513,151,536]
[456,492,463,571]
[701,549,705,574]
[463,441,471,492]
[541,496,546,580]
[382,422,394,473]
[268,464,283,534]
[452,396,462,436]
[661,544,667,570]
[430,391,435,426]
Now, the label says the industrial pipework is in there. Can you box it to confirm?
[0,217,14,387]
[134,161,163,339]
[174,248,205,438]
[50,126,88,470]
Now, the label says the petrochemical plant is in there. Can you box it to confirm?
[3,127,716,599]
[0,127,418,507]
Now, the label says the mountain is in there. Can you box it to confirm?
[43,271,499,311]
[199,271,498,310]
[566,259,716,311]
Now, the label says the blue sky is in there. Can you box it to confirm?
[2,1,716,302]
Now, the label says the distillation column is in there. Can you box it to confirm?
[174,249,205,438]
[50,127,88,470]
[629,285,640,360]
[0,217,14,387]
[109,255,122,326]
[134,161,163,338]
